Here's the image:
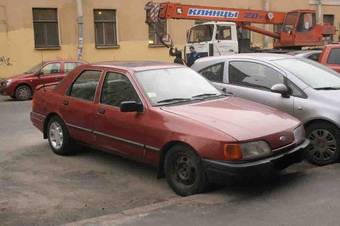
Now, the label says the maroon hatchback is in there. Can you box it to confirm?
[0,60,84,101]
[31,61,309,196]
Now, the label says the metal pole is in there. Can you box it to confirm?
[263,0,270,48]
[76,0,84,60]
[317,0,322,24]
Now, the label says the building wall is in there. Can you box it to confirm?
[0,0,339,78]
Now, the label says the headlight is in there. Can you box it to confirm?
[4,79,12,86]
[293,125,305,145]
[224,141,272,161]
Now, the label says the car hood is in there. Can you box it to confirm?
[161,97,300,142]
[5,73,36,80]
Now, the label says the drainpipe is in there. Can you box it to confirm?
[263,0,270,48]
[316,0,323,24]
[76,0,84,60]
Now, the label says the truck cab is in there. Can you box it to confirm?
[185,22,238,63]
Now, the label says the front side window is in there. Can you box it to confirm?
[101,72,140,107]
[33,8,59,48]
[229,61,284,91]
[216,26,232,40]
[149,20,167,46]
[188,24,214,43]
[94,9,117,47]
[69,71,101,101]
[136,67,221,106]
[199,62,224,83]
[297,13,315,32]
[308,52,321,62]
[41,63,61,75]
[274,58,340,89]
[64,63,81,73]
[282,12,298,33]
[327,48,340,65]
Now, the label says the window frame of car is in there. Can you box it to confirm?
[66,69,103,103]
[225,59,307,99]
[198,61,226,84]
[39,62,62,76]
[98,69,146,110]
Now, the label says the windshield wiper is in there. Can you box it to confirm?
[315,86,340,90]
[157,98,192,105]
[191,93,227,100]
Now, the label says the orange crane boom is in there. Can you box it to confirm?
[145,1,335,49]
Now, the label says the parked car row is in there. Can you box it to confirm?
[2,48,339,196]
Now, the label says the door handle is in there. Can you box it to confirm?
[63,100,69,106]
[97,108,106,114]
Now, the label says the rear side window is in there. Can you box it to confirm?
[327,48,340,64]
[100,72,140,107]
[65,62,81,73]
[229,61,284,91]
[199,62,224,83]
[307,53,320,62]
[69,70,101,101]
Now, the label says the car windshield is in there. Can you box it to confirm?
[188,24,214,43]
[274,58,340,89]
[135,67,222,106]
[25,62,44,74]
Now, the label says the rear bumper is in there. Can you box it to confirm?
[203,139,309,183]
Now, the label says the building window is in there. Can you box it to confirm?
[94,9,118,47]
[33,8,59,49]
[148,20,167,46]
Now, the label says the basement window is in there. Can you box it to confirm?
[94,9,118,48]
[33,8,60,49]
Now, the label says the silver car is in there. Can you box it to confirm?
[192,53,340,166]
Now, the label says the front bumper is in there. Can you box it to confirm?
[203,139,309,183]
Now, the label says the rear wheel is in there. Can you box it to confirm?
[47,116,75,155]
[164,144,208,196]
[15,85,32,101]
[305,122,340,165]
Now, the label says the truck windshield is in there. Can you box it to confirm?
[188,24,214,43]
[135,67,222,106]
[274,58,340,89]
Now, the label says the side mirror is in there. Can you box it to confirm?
[35,71,43,78]
[120,101,143,113]
[271,83,290,98]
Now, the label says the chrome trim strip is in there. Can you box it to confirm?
[94,131,144,148]
[145,145,160,152]
[66,123,92,133]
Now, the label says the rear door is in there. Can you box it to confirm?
[59,69,102,144]
[221,60,294,115]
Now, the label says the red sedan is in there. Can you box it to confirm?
[0,60,84,101]
[31,61,309,196]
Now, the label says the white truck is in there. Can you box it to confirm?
[184,22,239,62]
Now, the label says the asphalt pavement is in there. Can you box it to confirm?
[1,96,340,226]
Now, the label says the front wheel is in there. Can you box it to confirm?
[15,85,32,101]
[47,116,75,155]
[305,122,340,165]
[164,144,208,196]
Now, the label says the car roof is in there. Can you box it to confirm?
[92,61,183,71]
[194,53,296,64]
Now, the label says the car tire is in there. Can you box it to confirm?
[164,144,208,196]
[15,85,32,101]
[47,116,75,156]
[305,122,340,166]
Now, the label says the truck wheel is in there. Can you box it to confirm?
[47,116,75,156]
[15,85,32,101]
[305,122,340,165]
[164,144,208,196]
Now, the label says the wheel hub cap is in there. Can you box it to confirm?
[49,122,63,150]
[308,129,337,161]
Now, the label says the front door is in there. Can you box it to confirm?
[94,71,146,160]
[224,60,294,115]
[39,62,64,84]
